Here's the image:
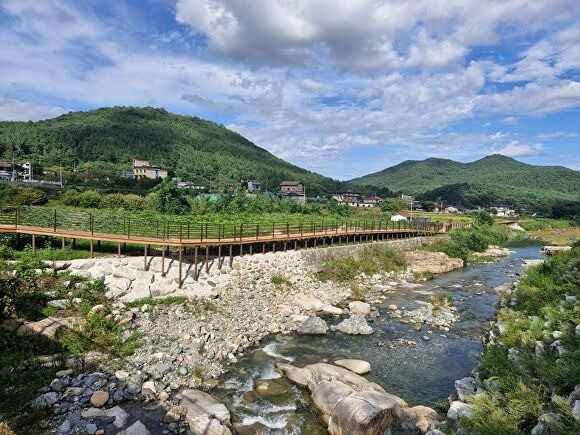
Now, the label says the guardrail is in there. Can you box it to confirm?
[0,206,474,243]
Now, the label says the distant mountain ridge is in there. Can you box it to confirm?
[350,155,580,213]
[0,106,343,195]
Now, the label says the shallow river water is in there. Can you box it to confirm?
[212,240,545,434]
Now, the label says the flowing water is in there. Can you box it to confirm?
[212,240,545,434]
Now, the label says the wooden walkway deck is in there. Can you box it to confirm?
[0,206,471,286]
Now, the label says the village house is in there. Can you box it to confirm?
[245,180,262,194]
[331,192,382,207]
[490,205,517,217]
[280,180,306,203]
[132,157,168,180]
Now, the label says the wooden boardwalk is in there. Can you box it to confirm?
[0,206,471,286]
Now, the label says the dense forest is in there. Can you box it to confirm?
[351,155,580,216]
[0,107,344,196]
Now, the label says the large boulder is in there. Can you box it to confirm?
[328,390,402,435]
[297,316,328,335]
[401,406,438,433]
[404,251,463,274]
[303,363,384,393]
[334,359,371,374]
[178,389,231,425]
[334,314,374,335]
[348,301,371,316]
[276,363,314,388]
[311,380,355,419]
[452,377,476,401]
[447,401,473,420]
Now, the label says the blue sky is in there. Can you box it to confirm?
[0,0,579,179]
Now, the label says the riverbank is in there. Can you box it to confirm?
[1,226,532,434]
[447,244,580,434]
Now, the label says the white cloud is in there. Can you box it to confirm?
[0,97,65,121]
[495,141,543,157]
[0,0,578,178]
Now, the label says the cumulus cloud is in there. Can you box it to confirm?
[495,141,543,157]
[175,0,578,70]
[0,97,65,121]
[0,0,578,177]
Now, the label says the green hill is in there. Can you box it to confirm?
[0,106,342,195]
[350,155,580,214]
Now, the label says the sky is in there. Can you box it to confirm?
[0,0,579,180]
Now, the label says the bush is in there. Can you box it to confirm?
[15,187,47,206]
[123,193,146,210]
[61,188,81,206]
[77,190,102,208]
[100,193,126,209]
[149,179,190,214]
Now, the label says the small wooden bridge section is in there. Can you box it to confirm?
[0,206,470,287]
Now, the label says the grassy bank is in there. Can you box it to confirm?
[423,224,509,263]
[317,245,407,282]
[460,245,580,434]
[519,218,580,246]
[0,259,141,431]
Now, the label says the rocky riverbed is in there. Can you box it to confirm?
[13,236,530,434]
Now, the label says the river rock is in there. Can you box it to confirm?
[311,380,355,417]
[404,251,463,274]
[276,363,314,388]
[32,392,59,408]
[297,316,328,335]
[178,389,231,425]
[401,405,438,433]
[302,363,384,393]
[328,390,402,435]
[254,378,290,396]
[117,420,151,435]
[334,314,374,335]
[90,390,109,407]
[453,377,476,401]
[447,401,473,419]
[334,359,371,374]
[348,301,371,316]
[472,245,509,258]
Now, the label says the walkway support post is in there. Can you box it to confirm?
[144,244,148,271]
[218,245,222,269]
[178,247,183,288]
[205,245,209,274]
[194,246,199,281]
[161,246,166,277]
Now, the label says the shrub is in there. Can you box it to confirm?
[123,193,146,210]
[15,187,47,206]
[61,189,81,206]
[100,193,126,209]
[77,190,102,208]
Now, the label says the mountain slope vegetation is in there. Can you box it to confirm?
[0,106,342,196]
[350,155,580,214]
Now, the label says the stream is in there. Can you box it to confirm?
[211,240,545,434]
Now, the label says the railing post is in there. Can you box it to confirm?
[180,223,183,242]
[271,222,274,238]
[256,223,260,240]
[241,223,244,240]
[200,224,203,242]
[53,209,57,232]
[90,213,94,235]
[286,222,289,237]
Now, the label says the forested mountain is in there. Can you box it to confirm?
[350,155,580,215]
[0,107,343,196]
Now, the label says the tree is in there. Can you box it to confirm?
[381,197,408,213]
[474,210,494,226]
[149,179,190,215]
[421,201,436,212]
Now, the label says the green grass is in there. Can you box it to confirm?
[350,284,370,299]
[271,274,292,287]
[318,245,406,282]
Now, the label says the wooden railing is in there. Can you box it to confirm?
[0,206,471,244]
